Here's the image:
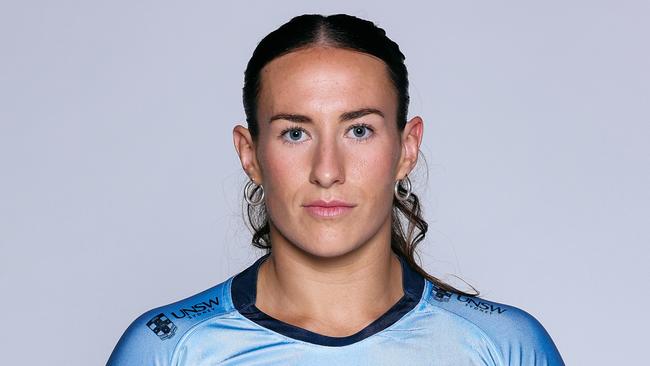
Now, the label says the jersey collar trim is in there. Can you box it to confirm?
[230,252,425,347]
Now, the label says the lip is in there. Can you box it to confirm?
[303,199,356,208]
[302,199,356,218]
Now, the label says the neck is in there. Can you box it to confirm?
[255,222,404,336]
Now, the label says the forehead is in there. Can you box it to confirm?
[257,46,397,120]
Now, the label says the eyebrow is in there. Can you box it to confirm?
[268,108,385,124]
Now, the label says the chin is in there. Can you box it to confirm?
[269,217,374,260]
[294,237,365,260]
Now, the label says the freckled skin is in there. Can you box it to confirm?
[232,45,423,333]
[257,47,403,258]
[234,45,423,264]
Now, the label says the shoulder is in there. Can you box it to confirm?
[106,276,236,366]
[422,282,565,366]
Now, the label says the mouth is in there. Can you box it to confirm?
[302,200,356,219]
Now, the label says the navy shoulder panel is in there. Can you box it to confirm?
[425,282,565,366]
[106,276,235,366]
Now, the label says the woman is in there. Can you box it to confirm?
[107,14,564,365]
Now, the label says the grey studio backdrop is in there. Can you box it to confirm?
[1,1,648,365]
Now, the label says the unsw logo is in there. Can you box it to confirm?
[145,296,221,340]
[146,313,177,340]
[171,296,220,320]
[432,287,507,315]
[433,287,453,302]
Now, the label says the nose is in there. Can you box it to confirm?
[309,138,345,188]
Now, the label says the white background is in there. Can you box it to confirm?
[1,1,648,365]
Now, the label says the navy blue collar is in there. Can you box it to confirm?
[231,252,425,347]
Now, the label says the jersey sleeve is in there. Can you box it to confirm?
[106,310,178,366]
[426,285,565,366]
[491,306,565,366]
[106,279,232,366]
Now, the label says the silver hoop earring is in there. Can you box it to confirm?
[244,179,265,206]
[394,175,412,202]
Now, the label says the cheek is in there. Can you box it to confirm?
[348,142,400,201]
[258,144,307,207]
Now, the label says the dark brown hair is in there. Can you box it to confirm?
[241,14,478,297]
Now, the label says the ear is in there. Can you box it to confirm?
[233,125,264,184]
[396,116,424,179]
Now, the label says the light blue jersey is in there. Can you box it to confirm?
[107,253,564,365]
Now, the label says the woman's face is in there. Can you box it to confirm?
[235,46,422,258]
